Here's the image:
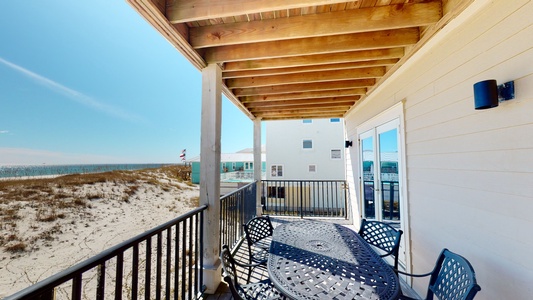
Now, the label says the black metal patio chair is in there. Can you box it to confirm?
[358,218,403,270]
[396,248,481,300]
[243,215,274,264]
[220,245,287,300]
[242,215,274,283]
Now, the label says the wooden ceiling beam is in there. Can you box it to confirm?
[261,113,345,121]
[232,79,375,96]
[222,59,398,79]
[204,28,419,63]
[255,108,349,118]
[167,0,353,23]
[242,89,365,103]
[223,48,404,71]
[191,2,441,48]
[245,96,360,108]
[249,102,355,113]
[226,67,385,88]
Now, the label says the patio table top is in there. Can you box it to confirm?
[267,220,400,300]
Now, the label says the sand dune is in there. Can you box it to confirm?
[0,166,199,298]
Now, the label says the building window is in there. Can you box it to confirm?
[268,187,285,199]
[330,118,341,123]
[331,149,341,159]
[303,139,313,149]
[308,165,317,173]
[271,165,283,177]
[303,119,312,124]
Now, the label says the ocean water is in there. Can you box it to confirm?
[0,163,172,179]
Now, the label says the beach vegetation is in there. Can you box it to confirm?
[5,241,27,253]
[188,196,200,206]
[0,165,195,253]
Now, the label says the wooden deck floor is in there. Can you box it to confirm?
[203,217,421,300]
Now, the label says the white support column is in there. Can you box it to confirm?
[253,118,263,216]
[200,63,222,293]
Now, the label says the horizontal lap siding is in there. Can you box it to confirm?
[345,0,533,299]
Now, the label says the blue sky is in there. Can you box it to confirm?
[0,1,261,165]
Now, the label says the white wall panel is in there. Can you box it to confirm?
[345,0,533,298]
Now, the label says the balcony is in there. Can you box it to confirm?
[4,180,349,300]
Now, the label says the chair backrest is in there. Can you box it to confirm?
[426,249,481,300]
[243,215,274,245]
[358,219,403,268]
[220,245,246,300]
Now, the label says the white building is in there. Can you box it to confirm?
[266,118,345,180]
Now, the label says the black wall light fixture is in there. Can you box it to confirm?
[474,79,515,110]
[345,140,353,148]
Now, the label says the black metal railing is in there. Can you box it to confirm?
[381,181,400,220]
[261,180,348,218]
[363,180,400,221]
[4,205,208,300]
[219,181,257,250]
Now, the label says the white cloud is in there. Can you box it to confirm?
[0,57,143,122]
[0,130,8,134]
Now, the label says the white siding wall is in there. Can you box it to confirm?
[345,0,533,299]
[266,119,345,180]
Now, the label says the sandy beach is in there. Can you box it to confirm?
[0,166,199,298]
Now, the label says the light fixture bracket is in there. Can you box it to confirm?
[498,81,515,102]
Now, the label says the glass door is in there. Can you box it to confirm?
[360,119,400,223]
[360,131,376,219]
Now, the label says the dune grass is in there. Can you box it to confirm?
[0,165,195,253]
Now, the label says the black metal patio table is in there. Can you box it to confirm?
[267,220,400,300]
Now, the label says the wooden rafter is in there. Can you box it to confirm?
[222,59,398,79]
[205,28,420,63]
[223,48,405,71]
[190,2,441,48]
[126,0,468,120]
[167,0,356,23]
[232,79,375,97]
[241,89,365,103]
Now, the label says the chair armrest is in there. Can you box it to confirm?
[394,268,434,278]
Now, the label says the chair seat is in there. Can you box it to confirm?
[239,279,287,300]
[221,244,287,300]
[250,237,272,263]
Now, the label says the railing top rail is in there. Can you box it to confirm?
[220,180,257,199]
[262,179,346,183]
[5,204,208,300]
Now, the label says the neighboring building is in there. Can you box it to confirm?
[189,147,266,184]
[266,118,345,180]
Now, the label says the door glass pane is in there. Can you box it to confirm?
[361,136,375,219]
[379,128,400,221]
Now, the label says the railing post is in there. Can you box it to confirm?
[344,180,348,220]
[300,181,304,218]
[37,290,54,300]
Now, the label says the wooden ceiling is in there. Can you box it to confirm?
[126,0,472,120]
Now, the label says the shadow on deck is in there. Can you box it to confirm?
[203,217,420,300]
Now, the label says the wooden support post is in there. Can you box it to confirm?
[200,63,222,294]
[253,118,263,216]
